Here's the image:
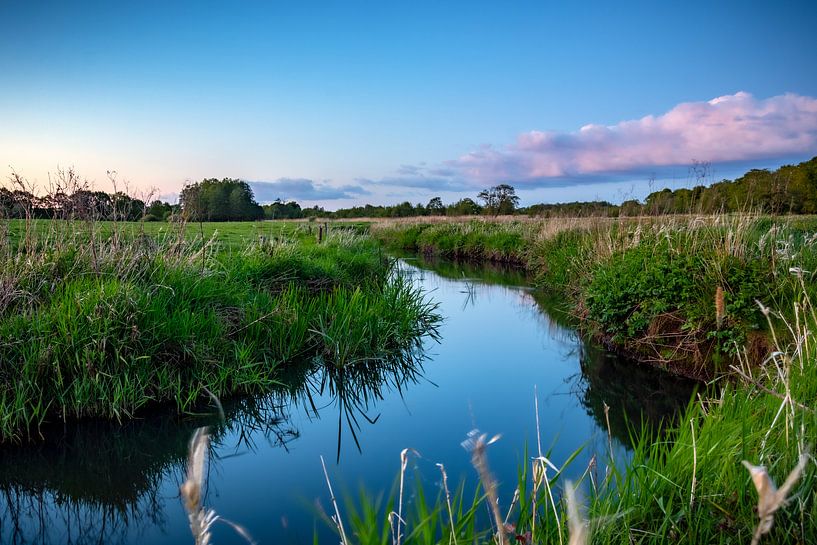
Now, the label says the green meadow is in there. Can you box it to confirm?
[1,217,369,252]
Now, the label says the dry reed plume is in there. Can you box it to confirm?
[436,462,458,545]
[461,429,506,545]
[181,427,215,545]
[565,481,588,545]
[321,454,350,545]
[715,285,725,328]
[390,447,420,545]
[743,452,809,545]
[180,426,255,545]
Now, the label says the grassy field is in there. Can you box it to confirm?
[350,214,817,544]
[0,218,437,442]
[0,217,370,252]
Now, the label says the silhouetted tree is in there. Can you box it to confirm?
[477,184,520,215]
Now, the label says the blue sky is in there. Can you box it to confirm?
[1,0,816,208]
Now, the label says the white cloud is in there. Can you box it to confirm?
[446,92,817,184]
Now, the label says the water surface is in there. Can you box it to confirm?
[0,256,696,544]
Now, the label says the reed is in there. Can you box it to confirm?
[180,426,256,545]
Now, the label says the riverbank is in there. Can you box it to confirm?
[365,215,817,544]
[0,220,440,442]
[373,215,817,378]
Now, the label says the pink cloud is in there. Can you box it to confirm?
[450,92,817,183]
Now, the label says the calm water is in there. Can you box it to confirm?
[0,256,696,545]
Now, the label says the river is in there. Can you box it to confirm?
[0,255,696,544]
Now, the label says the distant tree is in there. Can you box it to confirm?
[477,184,520,215]
[524,200,618,218]
[180,178,263,221]
[146,200,173,221]
[645,188,673,215]
[0,188,16,218]
[63,190,96,219]
[426,197,445,215]
[180,182,205,223]
[389,201,415,218]
[786,160,817,214]
[302,204,326,218]
[262,199,303,219]
[112,192,145,221]
[619,199,642,217]
[447,197,482,216]
[228,186,250,218]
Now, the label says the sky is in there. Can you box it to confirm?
[1,0,816,209]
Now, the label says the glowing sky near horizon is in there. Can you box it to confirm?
[1,0,816,208]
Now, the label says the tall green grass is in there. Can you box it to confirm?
[0,221,440,441]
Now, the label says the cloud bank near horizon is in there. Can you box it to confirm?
[378,92,817,192]
[249,178,369,203]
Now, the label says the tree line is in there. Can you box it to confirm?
[0,187,152,221]
[3,157,815,222]
[632,156,817,215]
[304,184,522,219]
[0,177,271,222]
[321,156,817,219]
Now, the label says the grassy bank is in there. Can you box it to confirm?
[0,220,439,442]
[374,216,817,378]
[372,220,530,264]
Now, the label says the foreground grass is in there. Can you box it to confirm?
[0,220,438,441]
